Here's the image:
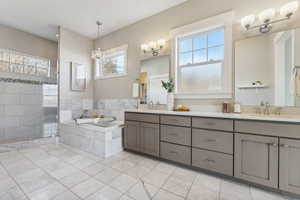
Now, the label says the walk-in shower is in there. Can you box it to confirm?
[0,47,58,148]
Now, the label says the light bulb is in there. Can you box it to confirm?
[241,15,256,29]
[280,1,299,17]
[259,8,276,23]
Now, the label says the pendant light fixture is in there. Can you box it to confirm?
[91,21,104,61]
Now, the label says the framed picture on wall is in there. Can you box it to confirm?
[70,62,86,91]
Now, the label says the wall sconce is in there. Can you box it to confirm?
[141,39,166,56]
[241,1,299,33]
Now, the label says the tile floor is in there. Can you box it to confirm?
[0,143,298,200]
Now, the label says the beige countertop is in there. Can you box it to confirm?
[125,109,300,123]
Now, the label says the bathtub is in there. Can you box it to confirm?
[59,117,124,158]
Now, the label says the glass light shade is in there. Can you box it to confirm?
[259,8,276,23]
[280,1,299,17]
[148,41,157,49]
[241,15,256,29]
[141,44,149,51]
[91,48,103,60]
[157,39,166,46]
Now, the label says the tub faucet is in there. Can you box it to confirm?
[264,102,271,115]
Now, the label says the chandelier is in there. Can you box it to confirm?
[91,21,104,61]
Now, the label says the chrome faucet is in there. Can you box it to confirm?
[264,101,271,115]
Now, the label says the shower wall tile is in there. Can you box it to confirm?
[0,81,58,143]
[20,94,43,105]
[0,94,20,105]
[4,105,25,116]
[0,117,20,128]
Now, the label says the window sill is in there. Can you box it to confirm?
[174,92,232,99]
[95,73,127,80]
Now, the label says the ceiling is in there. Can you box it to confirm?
[0,0,188,41]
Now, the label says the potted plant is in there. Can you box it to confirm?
[162,78,175,111]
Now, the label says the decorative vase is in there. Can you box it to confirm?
[167,93,174,111]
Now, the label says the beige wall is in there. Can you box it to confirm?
[59,27,94,117]
[0,24,58,78]
[94,0,300,108]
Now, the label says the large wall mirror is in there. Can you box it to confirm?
[235,28,300,107]
[139,55,170,104]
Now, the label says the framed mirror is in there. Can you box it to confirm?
[139,55,170,104]
[235,28,300,107]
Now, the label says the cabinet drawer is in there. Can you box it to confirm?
[192,148,233,176]
[192,129,233,154]
[161,125,191,146]
[125,112,159,123]
[160,142,191,165]
[160,115,191,127]
[235,120,300,138]
[192,117,233,131]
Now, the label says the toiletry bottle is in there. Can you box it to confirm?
[234,102,241,113]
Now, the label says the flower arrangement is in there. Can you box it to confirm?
[161,78,175,93]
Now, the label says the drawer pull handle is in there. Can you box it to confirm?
[205,139,217,142]
[204,158,216,163]
[267,143,278,147]
[169,151,178,154]
[169,133,178,137]
[280,144,290,148]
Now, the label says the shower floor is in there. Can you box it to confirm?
[0,143,296,200]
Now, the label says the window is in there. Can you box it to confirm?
[178,29,224,93]
[171,12,233,99]
[95,45,128,79]
[0,49,51,77]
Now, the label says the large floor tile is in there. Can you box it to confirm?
[28,182,67,200]
[86,186,122,200]
[127,181,159,200]
[111,160,136,172]
[251,187,287,200]
[187,183,219,200]
[141,169,170,188]
[0,186,27,200]
[109,174,138,193]
[162,176,193,197]
[220,180,252,200]
[82,162,106,176]
[153,189,184,200]
[59,171,90,188]
[0,176,18,196]
[52,190,80,200]
[94,168,121,184]
[71,178,104,199]
[125,164,152,178]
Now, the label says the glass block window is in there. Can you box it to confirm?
[43,84,58,107]
[177,28,225,94]
[0,49,50,77]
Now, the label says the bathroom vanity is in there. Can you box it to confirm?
[124,110,300,196]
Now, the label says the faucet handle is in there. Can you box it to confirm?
[260,101,265,106]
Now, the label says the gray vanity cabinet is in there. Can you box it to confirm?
[234,133,279,188]
[279,138,300,195]
[140,122,159,156]
[124,121,140,151]
[124,113,160,157]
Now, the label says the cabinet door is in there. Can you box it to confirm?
[235,133,278,188]
[124,121,140,151]
[140,122,159,157]
[280,138,300,195]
